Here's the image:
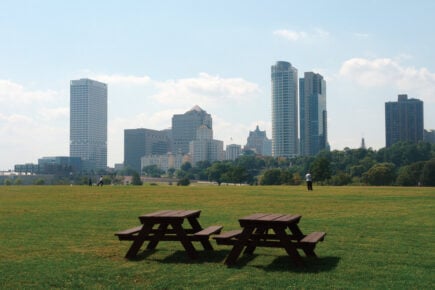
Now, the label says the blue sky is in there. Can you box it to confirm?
[1,0,434,170]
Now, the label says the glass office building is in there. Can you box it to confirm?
[172,105,212,155]
[299,72,328,156]
[385,94,424,147]
[70,78,107,171]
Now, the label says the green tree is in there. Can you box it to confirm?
[421,159,435,186]
[280,170,293,185]
[177,177,190,186]
[131,172,143,185]
[142,165,164,177]
[223,166,248,184]
[396,161,425,186]
[206,162,231,185]
[363,163,396,186]
[33,178,45,185]
[329,171,352,186]
[311,157,332,183]
[260,169,282,185]
[167,168,176,178]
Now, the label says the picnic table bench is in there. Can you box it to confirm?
[115,210,222,259]
[213,213,326,266]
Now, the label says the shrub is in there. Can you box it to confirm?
[177,178,190,186]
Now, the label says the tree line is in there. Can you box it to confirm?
[142,141,435,186]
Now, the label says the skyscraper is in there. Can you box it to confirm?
[70,78,107,171]
[245,125,272,156]
[299,72,328,156]
[271,61,299,158]
[172,105,212,154]
[124,128,171,173]
[189,124,224,165]
[385,94,424,147]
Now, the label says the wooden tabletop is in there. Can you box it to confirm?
[238,213,301,227]
[139,210,201,222]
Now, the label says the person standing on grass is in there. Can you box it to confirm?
[305,172,313,191]
[97,176,104,186]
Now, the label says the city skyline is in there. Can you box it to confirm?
[1,1,435,170]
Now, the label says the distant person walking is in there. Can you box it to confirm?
[88,178,92,186]
[97,176,104,186]
[305,172,313,191]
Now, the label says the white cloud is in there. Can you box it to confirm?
[273,29,307,41]
[353,32,371,39]
[339,58,435,102]
[38,107,69,121]
[273,28,329,41]
[0,112,68,169]
[0,79,57,103]
[152,73,261,106]
[93,74,151,85]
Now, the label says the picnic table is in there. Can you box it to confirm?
[213,213,326,266]
[115,210,222,259]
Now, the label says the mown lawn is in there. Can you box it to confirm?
[0,185,433,289]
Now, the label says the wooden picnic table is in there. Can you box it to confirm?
[213,213,326,266]
[115,210,222,259]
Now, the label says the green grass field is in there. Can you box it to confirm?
[1,185,434,289]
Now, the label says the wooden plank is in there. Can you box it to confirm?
[157,210,186,217]
[213,229,243,240]
[257,213,286,221]
[300,232,326,243]
[172,209,201,218]
[114,225,142,236]
[141,210,173,217]
[239,213,269,221]
[274,214,302,223]
[193,225,223,237]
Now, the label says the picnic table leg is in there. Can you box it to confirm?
[125,223,153,259]
[288,224,317,257]
[244,227,266,255]
[188,217,214,250]
[288,224,304,240]
[301,244,317,257]
[224,226,254,266]
[172,222,199,259]
[273,226,303,266]
[147,223,168,250]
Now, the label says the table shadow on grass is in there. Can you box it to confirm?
[252,255,340,273]
[129,249,231,264]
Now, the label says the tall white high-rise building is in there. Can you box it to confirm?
[271,61,299,158]
[70,78,107,171]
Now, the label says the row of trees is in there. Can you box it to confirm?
[142,141,435,186]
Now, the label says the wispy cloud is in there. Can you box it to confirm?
[273,29,307,41]
[273,28,329,41]
[0,80,57,103]
[93,74,151,85]
[38,107,69,121]
[353,32,371,39]
[339,57,435,102]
